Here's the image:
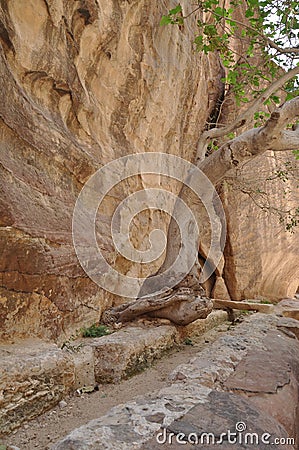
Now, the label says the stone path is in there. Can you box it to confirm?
[0,311,227,435]
[51,313,299,449]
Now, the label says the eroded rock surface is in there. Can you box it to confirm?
[0,0,223,342]
[0,339,75,435]
[222,152,299,301]
[0,0,298,343]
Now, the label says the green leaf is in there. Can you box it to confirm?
[270,95,280,104]
[169,5,182,15]
[214,6,225,16]
[160,15,172,26]
[247,0,259,6]
[245,9,254,18]
[194,35,203,44]
[286,92,295,101]
[227,132,235,139]
[222,58,232,67]
[204,24,217,36]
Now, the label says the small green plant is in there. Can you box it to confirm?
[240,310,253,315]
[82,324,111,338]
[0,444,7,450]
[184,337,194,346]
[259,299,273,304]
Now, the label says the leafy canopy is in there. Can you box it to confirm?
[161,0,299,110]
[161,1,299,229]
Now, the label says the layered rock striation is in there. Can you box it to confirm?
[0,0,298,342]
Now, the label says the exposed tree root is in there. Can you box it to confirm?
[102,286,213,326]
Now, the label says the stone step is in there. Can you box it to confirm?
[88,325,178,383]
[277,298,299,321]
[0,340,75,435]
[213,298,274,313]
[86,311,228,383]
[0,311,228,435]
[50,313,299,450]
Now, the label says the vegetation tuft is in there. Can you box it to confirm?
[81,324,111,338]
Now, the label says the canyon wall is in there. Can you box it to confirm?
[221,151,299,301]
[0,0,298,343]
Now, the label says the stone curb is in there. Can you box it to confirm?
[0,340,75,436]
[0,311,228,435]
[51,313,299,450]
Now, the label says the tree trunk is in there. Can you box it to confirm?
[103,97,299,326]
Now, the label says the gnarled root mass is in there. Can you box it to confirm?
[101,287,213,326]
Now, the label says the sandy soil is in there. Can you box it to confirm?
[1,322,233,450]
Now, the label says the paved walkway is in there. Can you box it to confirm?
[51,312,299,449]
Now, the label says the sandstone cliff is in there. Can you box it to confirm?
[0,0,298,343]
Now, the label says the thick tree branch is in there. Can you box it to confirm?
[102,287,213,325]
[199,95,299,184]
[197,66,299,160]
[259,128,299,151]
[254,96,299,150]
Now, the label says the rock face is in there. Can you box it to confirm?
[0,0,298,342]
[0,0,222,342]
[222,151,299,301]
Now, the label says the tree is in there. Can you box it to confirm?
[102,0,299,326]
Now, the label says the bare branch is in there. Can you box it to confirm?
[183,6,201,19]
[208,9,299,55]
[198,96,299,184]
[255,96,299,150]
[236,20,299,56]
[267,40,299,55]
[197,66,299,160]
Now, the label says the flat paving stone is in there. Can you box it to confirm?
[224,330,299,393]
[145,390,291,449]
[277,316,299,339]
[51,314,298,450]
[88,325,179,383]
